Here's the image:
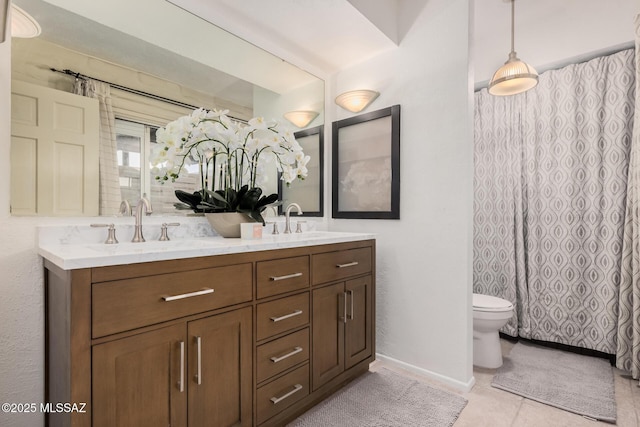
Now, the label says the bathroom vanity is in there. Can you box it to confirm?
[40,231,375,427]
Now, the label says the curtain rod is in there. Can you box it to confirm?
[49,67,247,123]
[50,67,204,110]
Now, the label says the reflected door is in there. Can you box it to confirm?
[11,80,99,216]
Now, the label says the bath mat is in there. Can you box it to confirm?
[491,342,616,423]
[287,368,467,427]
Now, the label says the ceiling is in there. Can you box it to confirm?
[16,0,637,94]
[169,0,636,84]
[166,0,405,76]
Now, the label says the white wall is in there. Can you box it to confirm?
[328,0,474,387]
[0,34,46,426]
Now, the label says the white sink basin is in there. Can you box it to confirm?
[84,238,228,253]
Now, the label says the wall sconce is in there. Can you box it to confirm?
[11,4,41,38]
[0,0,8,43]
[1,3,42,42]
[283,110,318,128]
[335,89,379,113]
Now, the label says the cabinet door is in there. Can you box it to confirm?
[312,282,345,390]
[345,275,373,369]
[188,307,252,427]
[92,324,187,427]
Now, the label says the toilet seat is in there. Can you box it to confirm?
[473,293,513,312]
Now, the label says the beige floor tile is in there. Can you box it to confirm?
[375,339,638,427]
[614,369,639,427]
[455,384,523,427]
[629,377,640,425]
[472,366,498,388]
[513,399,607,427]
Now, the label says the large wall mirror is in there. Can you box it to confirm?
[10,0,324,217]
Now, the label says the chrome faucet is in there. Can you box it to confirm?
[132,196,153,242]
[284,203,303,234]
[119,200,132,216]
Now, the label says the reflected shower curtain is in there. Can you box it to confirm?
[474,49,635,358]
[618,14,640,381]
[73,78,122,216]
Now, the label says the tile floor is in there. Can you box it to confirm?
[372,339,640,426]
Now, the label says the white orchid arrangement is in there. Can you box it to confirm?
[151,108,309,222]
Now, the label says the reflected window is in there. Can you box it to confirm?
[115,118,199,214]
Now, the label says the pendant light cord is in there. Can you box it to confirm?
[510,0,515,54]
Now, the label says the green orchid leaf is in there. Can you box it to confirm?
[255,193,279,211]
[174,190,202,209]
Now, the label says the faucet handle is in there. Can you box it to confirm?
[91,223,119,244]
[266,221,279,235]
[159,222,180,241]
[295,221,306,233]
[119,200,132,217]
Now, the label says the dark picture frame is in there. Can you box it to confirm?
[278,125,324,217]
[332,105,400,219]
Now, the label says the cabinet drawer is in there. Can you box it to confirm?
[92,263,252,337]
[256,292,309,341]
[257,328,309,384]
[257,256,309,299]
[312,247,372,285]
[257,364,310,425]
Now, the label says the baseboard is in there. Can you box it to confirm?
[375,353,475,392]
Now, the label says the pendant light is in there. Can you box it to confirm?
[488,0,538,96]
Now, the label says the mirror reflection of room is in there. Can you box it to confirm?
[10,0,324,217]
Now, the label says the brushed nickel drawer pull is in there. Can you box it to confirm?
[270,272,303,281]
[336,261,359,268]
[195,336,202,385]
[347,290,354,321]
[270,346,303,363]
[162,288,214,302]
[342,292,347,324]
[179,341,185,392]
[270,384,303,404]
[270,309,303,323]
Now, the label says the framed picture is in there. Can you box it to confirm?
[332,105,400,219]
[278,125,324,217]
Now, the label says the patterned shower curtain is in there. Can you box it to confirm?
[618,15,640,381]
[73,78,122,216]
[474,49,636,357]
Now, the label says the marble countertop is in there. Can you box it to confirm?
[38,231,376,270]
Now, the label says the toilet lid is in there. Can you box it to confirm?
[473,293,513,312]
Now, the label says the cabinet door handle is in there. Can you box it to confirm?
[195,336,202,385]
[270,309,303,323]
[270,272,303,281]
[270,384,303,404]
[270,346,303,363]
[336,261,359,268]
[347,290,354,321]
[179,341,185,393]
[162,288,214,302]
[342,292,347,324]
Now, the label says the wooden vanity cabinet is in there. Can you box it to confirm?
[92,324,187,427]
[91,307,252,427]
[312,276,373,390]
[44,239,375,427]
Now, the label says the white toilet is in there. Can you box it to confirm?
[473,293,514,369]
